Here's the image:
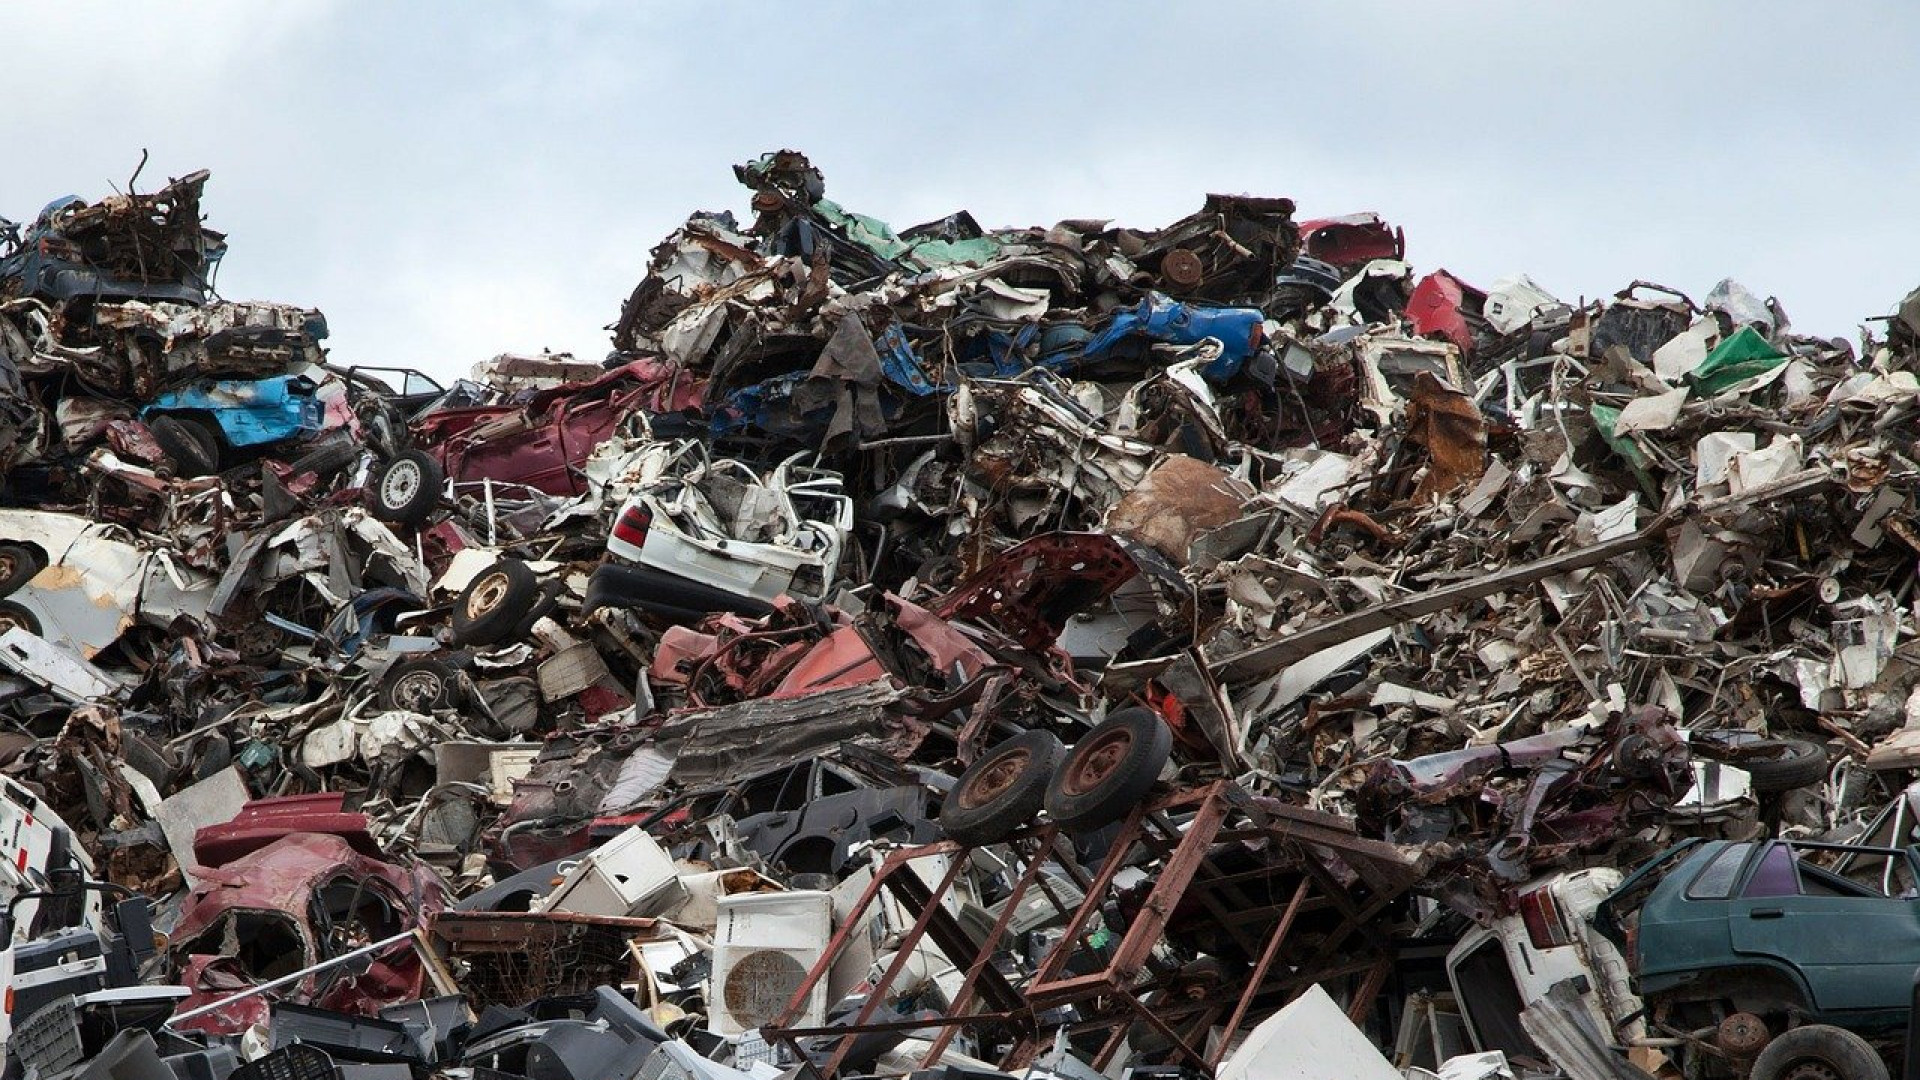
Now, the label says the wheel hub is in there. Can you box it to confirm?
[467,573,509,619]
[1778,1061,1841,1080]
[233,622,283,659]
[382,462,421,505]
[1063,728,1134,796]
[959,748,1031,809]
[392,671,443,710]
[1715,1012,1769,1059]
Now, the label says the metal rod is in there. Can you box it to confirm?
[167,930,416,1025]
[858,433,951,450]
[918,829,1059,1068]
[823,854,971,1077]
[1209,876,1310,1068]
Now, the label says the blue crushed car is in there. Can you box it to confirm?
[1080,293,1266,381]
[0,170,224,304]
[141,373,335,476]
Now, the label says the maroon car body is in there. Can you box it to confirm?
[934,531,1139,651]
[411,358,706,496]
[192,792,381,866]
[171,831,447,1034]
[1296,212,1405,270]
[1405,269,1486,357]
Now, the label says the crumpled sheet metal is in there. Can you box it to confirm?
[18,149,1920,1080]
[648,679,923,788]
[171,831,446,1033]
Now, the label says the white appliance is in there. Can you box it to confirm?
[538,825,685,918]
[707,890,833,1035]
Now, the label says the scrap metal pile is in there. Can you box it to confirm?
[7,153,1920,1080]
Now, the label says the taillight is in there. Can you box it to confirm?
[1519,887,1570,950]
[613,504,653,549]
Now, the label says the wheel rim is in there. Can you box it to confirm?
[0,612,28,634]
[1063,727,1134,796]
[0,552,17,579]
[466,572,509,620]
[234,622,283,659]
[391,670,444,711]
[958,748,1031,810]
[381,460,422,506]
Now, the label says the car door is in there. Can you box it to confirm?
[448,405,572,496]
[552,388,643,495]
[1727,840,1920,1015]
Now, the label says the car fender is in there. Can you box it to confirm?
[1639,958,1818,1017]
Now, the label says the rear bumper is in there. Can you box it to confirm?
[584,562,775,623]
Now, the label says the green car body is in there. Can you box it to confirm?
[1597,837,1920,1033]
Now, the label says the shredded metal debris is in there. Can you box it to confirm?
[7,153,1920,1080]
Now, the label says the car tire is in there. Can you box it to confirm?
[287,439,361,479]
[366,450,444,526]
[0,601,42,637]
[939,730,1067,846]
[451,560,539,646]
[149,415,220,477]
[511,580,563,640]
[380,658,459,712]
[1750,1023,1888,1080]
[1738,738,1829,794]
[0,544,44,596]
[1044,708,1172,833]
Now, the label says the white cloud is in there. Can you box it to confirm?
[4,0,1919,380]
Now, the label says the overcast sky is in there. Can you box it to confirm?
[3,2,1916,383]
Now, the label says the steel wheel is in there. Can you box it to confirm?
[466,571,511,621]
[956,748,1032,810]
[389,669,445,711]
[1061,726,1134,797]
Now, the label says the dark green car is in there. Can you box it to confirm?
[1596,837,1920,1034]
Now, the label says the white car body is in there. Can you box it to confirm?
[606,447,853,605]
[0,509,214,661]
[1446,867,1643,1060]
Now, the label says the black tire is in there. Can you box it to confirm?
[380,658,459,712]
[0,544,44,596]
[366,450,444,526]
[1738,738,1829,794]
[1750,1024,1888,1080]
[451,560,539,646]
[939,730,1067,846]
[287,439,361,479]
[149,415,220,477]
[1045,708,1171,833]
[511,581,563,640]
[0,601,42,637]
